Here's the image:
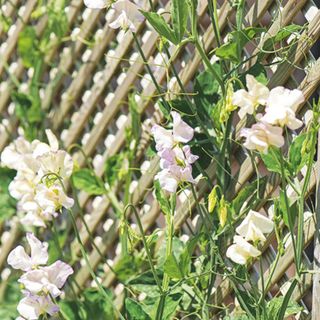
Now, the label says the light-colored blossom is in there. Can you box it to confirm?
[232,75,270,118]
[19,261,73,298]
[84,0,111,9]
[226,236,261,265]
[241,122,284,153]
[236,210,274,243]
[7,233,48,272]
[17,293,59,320]
[151,111,195,153]
[35,183,74,216]
[155,165,197,193]
[261,87,304,130]
[109,0,144,32]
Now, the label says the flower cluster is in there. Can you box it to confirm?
[151,111,199,193]
[84,0,144,32]
[233,75,304,153]
[1,130,74,227]
[226,210,274,265]
[7,233,73,319]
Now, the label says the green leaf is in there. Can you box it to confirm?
[279,191,297,229]
[194,67,221,115]
[114,254,142,282]
[0,167,17,222]
[262,24,303,51]
[172,0,187,42]
[82,288,115,320]
[59,301,84,320]
[140,11,178,44]
[154,180,171,215]
[216,27,265,63]
[125,298,151,320]
[179,235,199,276]
[161,292,183,320]
[129,93,141,143]
[18,26,39,67]
[260,147,282,174]
[104,153,124,187]
[267,296,302,318]
[164,254,183,279]
[289,133,308,174]
[240,63,268,86]
[128,270,163,297]
[72,168,105,195]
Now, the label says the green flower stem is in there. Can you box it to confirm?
[278,152,298,269]
[296,130,317,271]
[125,204,163,293]
[189,1,225,95]
[156,194,176,320]
[132,32,170,111]
[68,209,125,320]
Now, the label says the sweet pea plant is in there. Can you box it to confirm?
[0,0,318,319]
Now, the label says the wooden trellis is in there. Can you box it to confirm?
[0,0,320,318]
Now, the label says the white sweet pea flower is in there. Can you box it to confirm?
[17,293,59,320]
[7,233,48,272]
[226,236,261,265]
[241,122,284,153]
[37,150,74,181]
[109,0,144,32]
[236,210,274,243]
[19,261,73,298]
[232,75,270,118]
[261,87,304,130]
[84,0,111,9]
[35,183,74,216]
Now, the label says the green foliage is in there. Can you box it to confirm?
[141,0,187,44]
[18,26,40,68]
[172,0,188,43]
[0,167,17,222]
[268,295,302,318]
[72,168,105,195]
[125,298,151,320]
[0,278,21,319]
[104,153,125,187]
[114,254,142,282]
[140,11,178,44]
[216,27,265,63]
[154,180,171,215]
[60,288,115,319]
[289,133,309,174]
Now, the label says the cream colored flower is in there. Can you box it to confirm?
[232,75,269,118]
[236,210,274,243]
[261,87,304,130]
[226,236,261,265]
[84,0,111,9]
[241,122,284,153]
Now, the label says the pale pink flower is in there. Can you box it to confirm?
[84,0,111,9]
[19,261,73,298]
[226,236,261,265]
[160,145,198,169]
[241,122,284,153]
[155,165,197,193]
[261,87,304,130]
[151,111,195,153]
[109,0,144,32]
[232,75,270,118]
[17,293,59,320]
[7,233,48,272]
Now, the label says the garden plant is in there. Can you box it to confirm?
[0,0,319,319]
